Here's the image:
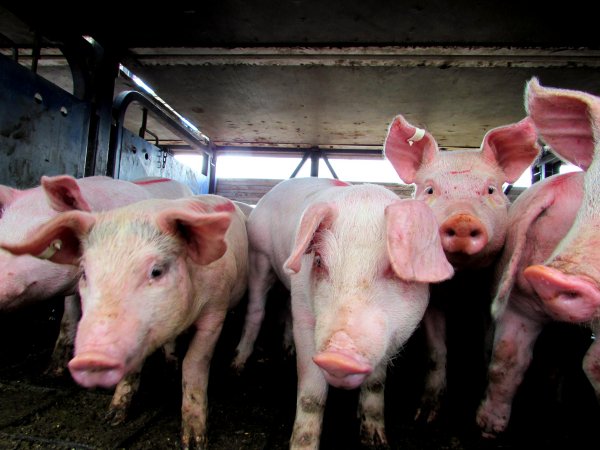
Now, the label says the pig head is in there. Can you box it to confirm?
[384,115,540,269]
[1,196,238,388]
[283,191,454,389]
[523,78,600,323]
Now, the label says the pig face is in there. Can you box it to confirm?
[284,189,453,389]
[384,115,540,269]
[0,197,234,388]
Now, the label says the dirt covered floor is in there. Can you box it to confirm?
[0,280,599,450]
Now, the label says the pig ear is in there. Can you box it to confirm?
[490,186,558,320]
[480,117,541,183]
[385,199,454,283]
[155,198,234,266]
[284,202,337,274]
[0,210,95,265]
[526,77,600,170]
[384,115,439,184]
[42,175,92,212]
[0,185,19,218]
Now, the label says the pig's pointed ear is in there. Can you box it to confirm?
[384,115,438,184]
[480,117,541,183]
[42,175,92,212]
[0,210,95,265]
[526,77,600,170]
[0,185,19,218]
[386,199,454,283]
[155,198,234,266]
[284,202,336,274]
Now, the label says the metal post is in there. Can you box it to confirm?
[310,147,320,177]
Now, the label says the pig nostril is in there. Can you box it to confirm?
[470,230,481,238]
[446,229,456,237]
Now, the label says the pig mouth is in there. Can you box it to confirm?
[68,352,126,388]
[312,350,373,390]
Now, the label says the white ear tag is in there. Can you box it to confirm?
[36,239,62,260]
[407,127,425,146]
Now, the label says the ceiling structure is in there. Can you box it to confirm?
[1,1,599,155]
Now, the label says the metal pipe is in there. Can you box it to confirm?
[111,90,211,178]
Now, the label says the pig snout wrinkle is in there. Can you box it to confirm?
[440,214,488,255]
[68,352,125,389]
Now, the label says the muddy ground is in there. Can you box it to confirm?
[0,280,598,450]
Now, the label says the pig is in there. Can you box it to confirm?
[383,115,541,421]
[476,78,599,437]
[0,175,193,372]
[1,195,248,449]
[231,177,454,448]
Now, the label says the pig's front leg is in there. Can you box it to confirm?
[232,251,275,372]
[46,294,81,377]
[415,305,447,423]
[583,325,600,401]
[358,364,388,447]
[290,294,327,450]
[106,369,142,425]
[181,307,227,450]
[476,306,543,438]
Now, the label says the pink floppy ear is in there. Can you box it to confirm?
[480,117,541,183]
[0,210,96,265]
[42,175,92,212]
[284,202,337,274]
[383,114,439,184]
[526,77,600,170]
[386,199,454,283]
[155,198,235,266]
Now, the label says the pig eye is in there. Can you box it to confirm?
[487,185,496,195]
[149,264,167,279]
[313,254,322,268]
[424,186,434,195]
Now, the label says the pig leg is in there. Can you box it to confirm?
[181,306,227,450]
[46,294,81,377]
[476,306,543,438]
[290,291,328,450]
[232,251,276,371]
[358,365,388,446]
[415,305,447,423]
[106,369,142,425]
[582,328,600,401]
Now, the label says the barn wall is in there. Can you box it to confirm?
[0,55,89,188]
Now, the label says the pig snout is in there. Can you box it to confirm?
[313,331,373,390]
[68,352,126,388]
[524,264,600,323]
[439,213,488,256]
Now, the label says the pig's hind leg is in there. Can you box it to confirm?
[231,251,276,371]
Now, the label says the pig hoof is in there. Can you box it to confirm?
[105,407,128,426]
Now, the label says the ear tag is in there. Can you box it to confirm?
[36,239,62,260]
[407,127,425,146]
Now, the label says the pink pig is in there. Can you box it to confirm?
[232,177,453,448]
[1,195,248,449]
[383,115,540,421]
[476,78,599,437]
[0,176,192,371]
